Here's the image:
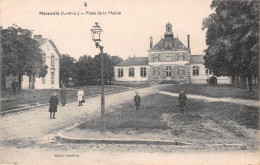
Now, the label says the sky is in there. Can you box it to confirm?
[1,0,213,60]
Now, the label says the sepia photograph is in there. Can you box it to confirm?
[0,0,259,164]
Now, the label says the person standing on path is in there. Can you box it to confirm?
[77,89,84,106]
[11,79,19,95]
[134,91,141,111]
[60,85,67,106]
[49,92,59,119]
[178,90,187,113]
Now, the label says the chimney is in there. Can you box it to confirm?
[150,36,153,49]
[187,35,190,53]
[33,35,42,39]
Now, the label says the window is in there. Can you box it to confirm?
[193,66,199,76]
[51,55,55,66]
[166,66,171,77]
[153,56,160,62]
[153,67,160,79]
[165,55,171,62]
[42,53,46,63]
[178,70,185,77]
[42,76,46,84]
[140,67,146,77]
[206,68,212,75]
[178,53,184,61]
[118,68,123,78]
[178,66,185,78]
[129,68,135,77]
[51,72,55,84]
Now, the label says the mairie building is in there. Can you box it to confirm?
[114,23,231,84]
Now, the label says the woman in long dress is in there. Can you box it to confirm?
[77,90,84,106]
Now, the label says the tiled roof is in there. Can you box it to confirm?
[34,38,61,57]
[190,55,205,64]
[151,38,189,51]
[116,57,148,66]
[49,40,61,57]
[35,38,48,46]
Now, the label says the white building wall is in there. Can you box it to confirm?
[21,75,30,89]
[190,64,231,84]
[114,66,149,82]
[34,41,60,89]
[190,64,210,84]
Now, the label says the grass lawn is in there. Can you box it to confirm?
[161,84,258,100]
[78,93,259,132]
[114,83,150,88]
[0,85,128,112]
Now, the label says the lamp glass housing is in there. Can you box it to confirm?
[91,22,102,43]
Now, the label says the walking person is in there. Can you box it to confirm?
[49,92,59,119]
[60,84,67,106]
[134,91,141,111]
[178,90,187,113]
[77,89,84,106]
[11,79,19,95]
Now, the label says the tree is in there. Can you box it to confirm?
[202,0,259,90]
[74,55,94,85]
[1,25,48,89]
[60,54,76,87]
[92,54,122,84]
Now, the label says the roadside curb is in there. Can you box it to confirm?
[56,131,192,146]
[0,88,132,116]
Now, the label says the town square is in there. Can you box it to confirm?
[0,0,259,164]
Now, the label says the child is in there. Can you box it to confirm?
[49,92,58,119]
[77,90,84,106]
[178,90,187,113]
[134,91,141,111]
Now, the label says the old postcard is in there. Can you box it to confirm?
[0,0,259,164]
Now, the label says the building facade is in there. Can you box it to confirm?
[6,35,60,89]
[114,23,231,84]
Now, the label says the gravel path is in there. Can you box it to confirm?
[158,91,259,107]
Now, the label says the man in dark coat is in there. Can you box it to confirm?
[49,92,59,119]
[178,90,187,113]
[134,91,141,111]
[60,85,67,106]
[11,79,19,95]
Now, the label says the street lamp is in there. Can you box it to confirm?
[91,22,105,130]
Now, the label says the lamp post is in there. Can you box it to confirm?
[91,22,105,130]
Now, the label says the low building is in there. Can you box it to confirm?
[114,23,231,85]
[114,57,149,84]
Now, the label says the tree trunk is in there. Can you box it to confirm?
[247,75,253,91]
[1,72,6,90]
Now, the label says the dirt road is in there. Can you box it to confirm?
[0,85,162,141]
